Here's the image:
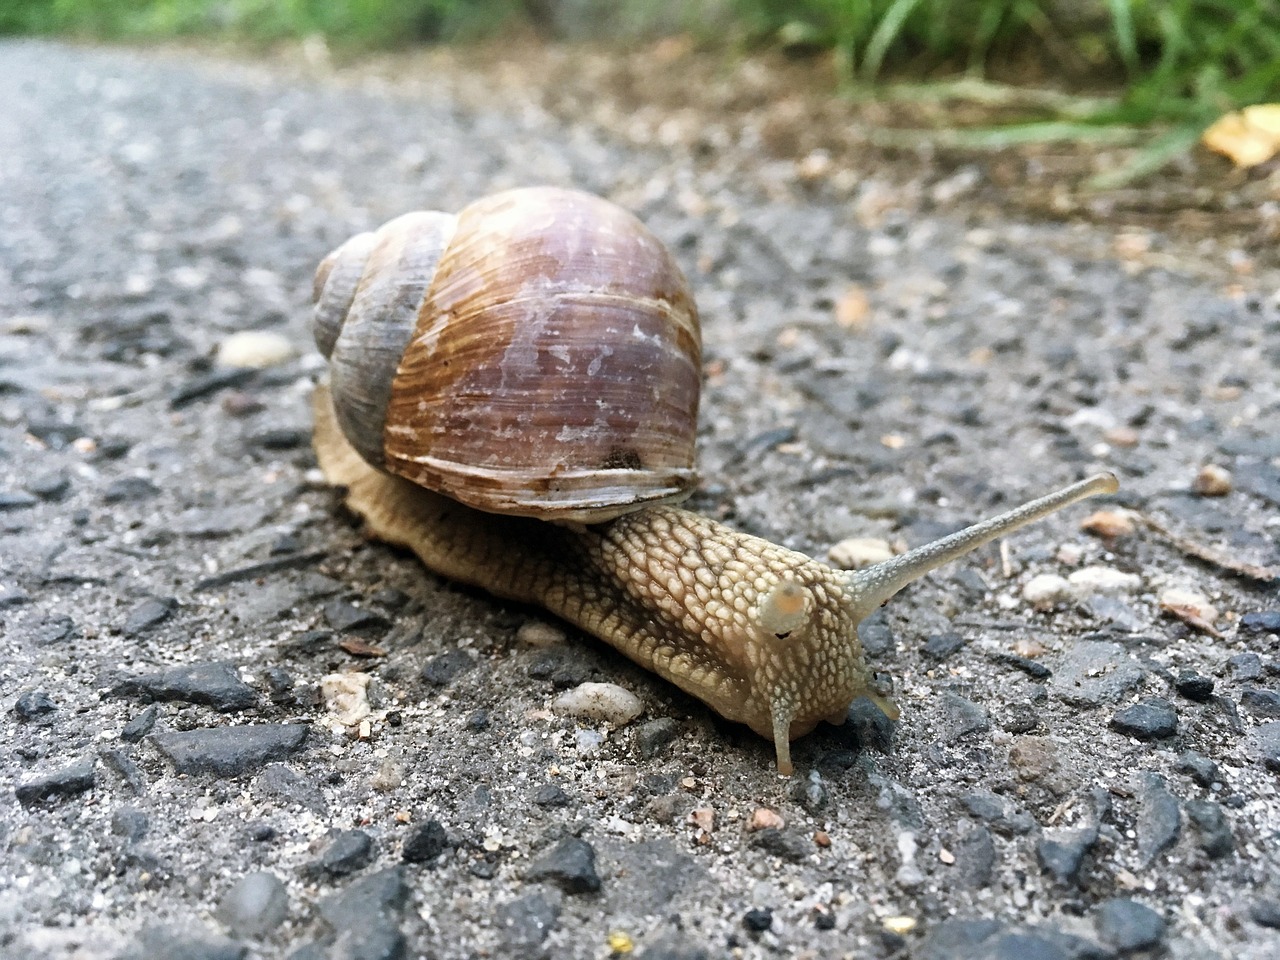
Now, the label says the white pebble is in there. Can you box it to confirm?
[1022,573,1071,610]
[828,537,895,569]
[1067,565,1142,597]
[321,673,371,726]
[516,620,567,647]
[217,330,296,369]
[552,682,643,726]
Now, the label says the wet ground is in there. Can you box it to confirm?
[1,38,1278,960]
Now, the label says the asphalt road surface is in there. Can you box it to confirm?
[2,39,1278,960]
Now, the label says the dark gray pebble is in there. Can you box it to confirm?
[533,783,572,807]
[1094,898,1166,952]
[30,615,75,645]
[1002,701,1041,734]
[857,610,895,656]
[988,652,1052,680]
[15,757,96,807]
[251,427,309,450]
[1227,653,1263,682]
[246,822,276,842]
[370,586,410,609]
[126,925,247,960]
[1136,774,1181,866]
[1110,698,1177,740]
[101,747,147,796]
[497,891,560,950]
[1240,611,1280,635]
[525,836,602,894]
[319,829,374,876]
[1241,688,1280,718]
[254,763,328,813]
[170,367,256,409]
[111,806,149,841]
[465,708,488,731]
[940,692,990,742]
[27,470,70,501]
[1036,824,1097,885]
[634,717,679,758]
[843,696,897,754]
[924,632,967,659]
[122,596,177,636]
[0,586,31,608]
[420,649,476,686]
[0,489,39,510]
[319,866,409,932]
[151,723,308,776]
[1250,899,1280,929]
[1248,721,1280,771]
[103,477,160,503]
[215,871,288,937]
[1184,799,1233,859]
[323,599,390,633]
[742,908,773,932]
[1051,641,1145,707]
[1174,669,1214,702]
[14,689,57,720]
[121,704,160,742]
[401,819,449,864]
[749,827,810,863]
[116,661,257,711]
[953,826,996,889]
[1176,751,1220,786]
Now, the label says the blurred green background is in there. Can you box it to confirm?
[4,1,1278,130]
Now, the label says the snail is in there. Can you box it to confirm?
[310,186,1118,775]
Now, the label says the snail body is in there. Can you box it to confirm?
[311,186,1117,774]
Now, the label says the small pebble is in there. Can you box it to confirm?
[747,808,785,832]
[214,871,288,937]
[14,690,57,720]
[1094,898,1166,952]
[1068,566,1142,597]
[828,537,895,569]
[402,819,449,864]
[320,673,371,726]
[525,837,602,894]
[742,908,773,932]
[1192,464,1233,496]
[1228,653,1263,682]
[1176,750,1220,786]
[634,717,679,758]
[1111,698,1178,740]
[517,621,567,647]
[533,783,571,807]
[1250,899,1280,929]
[1239,611,1280,635]
[552,682,643,726]
[1184,799,1234,859]
[1241,688,1280,718]
[1174,669,1215,702]
[15,758,96,807]
[319,829,374,876]
[1080,509,1135,538]
[1024,570,1075,609]
[216,330,296,369]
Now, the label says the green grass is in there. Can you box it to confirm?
[5,0,1278,184]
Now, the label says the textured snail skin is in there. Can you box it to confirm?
[314,385,1118,774]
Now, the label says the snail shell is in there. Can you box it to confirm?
[313,187,701,523]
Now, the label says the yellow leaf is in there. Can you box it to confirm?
[1202,103,1280,167]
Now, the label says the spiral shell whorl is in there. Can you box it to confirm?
[312,212,457,469]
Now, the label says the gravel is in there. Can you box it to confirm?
[2,38,1278,960]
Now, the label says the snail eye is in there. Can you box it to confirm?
[757,578,809,637]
